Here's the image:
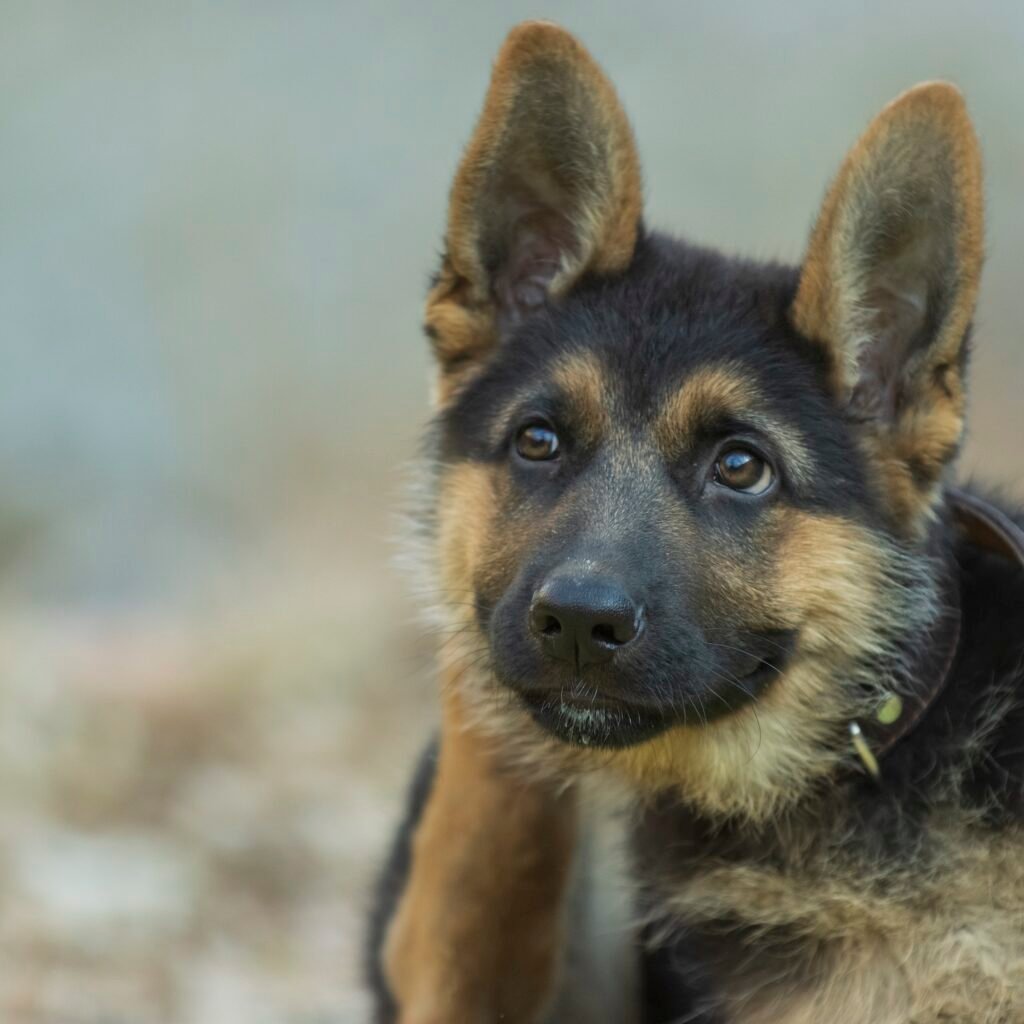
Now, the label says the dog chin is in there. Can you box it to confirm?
[511,654,788,748]
[517,691,674,748]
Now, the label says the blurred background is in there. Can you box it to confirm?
[1,2,1021,1021]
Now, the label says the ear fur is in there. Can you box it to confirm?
[426,22,642,397]
[792,83,984,532]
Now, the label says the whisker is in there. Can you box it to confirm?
[704,642,786,675]
[703,629,794,656]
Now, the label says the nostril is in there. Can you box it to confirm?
[592,608,643,648]
[530,602,563,639]
[540,615,562,637]
[591,622,621,647]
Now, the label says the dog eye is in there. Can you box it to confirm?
[714,448,774,495]
[515,423,560,461]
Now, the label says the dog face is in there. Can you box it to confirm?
[423,23,983,818]
[441,253,863,748]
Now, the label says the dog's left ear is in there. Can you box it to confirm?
[792,83,983,532]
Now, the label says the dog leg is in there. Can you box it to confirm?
[380,690,579,1024]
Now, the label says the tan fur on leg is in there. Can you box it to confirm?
[383,686,577,1024]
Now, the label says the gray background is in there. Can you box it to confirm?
[1,3,1021,1021]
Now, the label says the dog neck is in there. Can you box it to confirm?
[846,488,1024,782]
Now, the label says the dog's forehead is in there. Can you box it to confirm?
[534,240,804,393]
[527,287,810,436]
[535,345,815,488]
[549,348,766,433]
[448,236,847,481]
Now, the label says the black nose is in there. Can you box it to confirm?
[529,576,643,667]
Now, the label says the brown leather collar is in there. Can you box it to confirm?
[948,487,1024,565]
[848,488,1024,780]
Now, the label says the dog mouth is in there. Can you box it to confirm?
[519,690,670,748]
[516,632,796,749]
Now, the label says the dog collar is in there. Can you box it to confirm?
[848,488,1024,781]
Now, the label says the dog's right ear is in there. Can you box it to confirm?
[426,21,642,399]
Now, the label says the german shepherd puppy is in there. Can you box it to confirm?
[367,21,1024,1024]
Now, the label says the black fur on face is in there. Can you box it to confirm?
[421,35,981,806]
[436,234,894,749]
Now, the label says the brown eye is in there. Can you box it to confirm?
[515,423,560,461]
[714,448,774,495]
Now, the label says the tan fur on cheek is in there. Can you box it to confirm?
[771,512,891,658]
[607,513,902,822]
[436,463,504,606]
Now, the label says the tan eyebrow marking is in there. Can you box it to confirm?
[550,352,610,447]
[489,351,611,450]
[655,364,812,484]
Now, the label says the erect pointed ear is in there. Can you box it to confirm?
[426,21,642,397]
[791,82,983,533]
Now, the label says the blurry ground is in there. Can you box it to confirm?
[0,3,1021,1022]
[0,554,433,1023]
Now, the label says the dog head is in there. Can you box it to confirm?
[420,23,983,819]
